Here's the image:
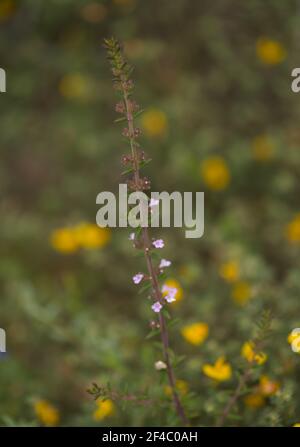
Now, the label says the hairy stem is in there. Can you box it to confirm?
[121,79,188,426]
[142,228,188,425]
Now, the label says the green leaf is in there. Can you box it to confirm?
[138,282,152,295]
[133,250,146,258]
[162,308,171,319]
[145,329,160,340]
[173,354,186,367]
[134,108,145,118]
[167,317,180,329]
[139,158,152,169]
[121,166,134,175]
[114,116,127,123]
[121,159,151,175]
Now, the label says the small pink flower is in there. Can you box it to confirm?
[165,289,177,303]
[162,285,177,303]
[164,291,177,303]
[162,285,169,294]
[133,273,144,284]
[152,239,164,249]
[159,259,171,269]
[152,301,162,313]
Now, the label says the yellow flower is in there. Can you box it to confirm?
[93,399,115,421]
[0,0,16,21]
[231,281,252,306]
[287,330,300,354]
[219,261,239,283]
[244,393,265,408]
[241,341,267,365]
[74,223,111,249]
[288,331,297,344]
[285,214,300,244]
[164,380,189,397]
[59,74,91,99]
[50,223,111,254]
[141,108,168,137]
[162,279,183,303]
[202,356,232,382]
[293,423,300,427]
[200,156,231,191]
[258,375,280,396]
[181,322,209,346]
[50,227,79,253]
[256,38,286,65]
[34,400,60,426]
[252,135,274,162]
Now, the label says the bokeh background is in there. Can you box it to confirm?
[1,0,300,427]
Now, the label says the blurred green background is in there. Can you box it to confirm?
[1,0,300,427]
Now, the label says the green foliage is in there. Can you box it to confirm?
[0,0,300,427]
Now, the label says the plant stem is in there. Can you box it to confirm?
[142,228,188,425]
[121,79,188,426]
[217,315,272,427]
[216,367,251,427]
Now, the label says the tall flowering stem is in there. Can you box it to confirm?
[104,37,188,425]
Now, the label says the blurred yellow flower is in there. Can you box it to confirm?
[59,74,91,99]
[181,322,209,346]
[288,331,296,344]
[293,423,300,427]
[80,3,107,23]
[259,375,280,396]
[162,279,183,303]
[141,108,168,137]
[285,214,300,244]
[50,223,111,254]
[256,38,286,65]
[219,261,239,283]
[244,376,279,409]
[241,341,267,365]
[164,379,189,397]
[252,135,274,162]
[231,281,252,306]
[34,399,59,426]
[244,393,265,408]
[74,223,111,249]
[51,227,79,253]
[93,399,115,421]
[202,356,232,382]
[0,0,16,21]
[287,330,300,353]
[200,156,231,191]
